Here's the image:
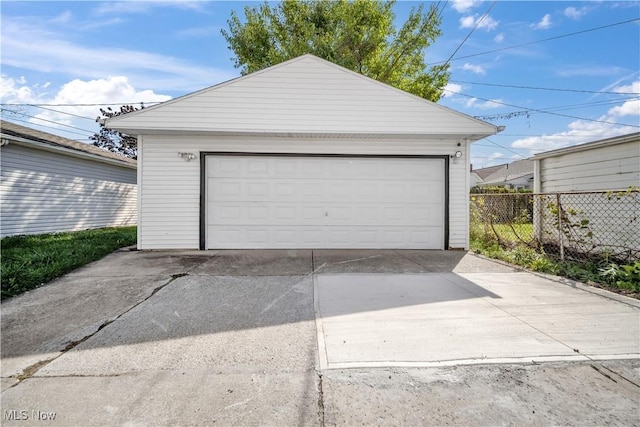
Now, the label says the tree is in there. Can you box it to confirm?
[222,0,449,102]
[90,105,142,159]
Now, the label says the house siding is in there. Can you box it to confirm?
[109,56,495,137]
[537,139,640,192]
[534,135,640,256]
[138,135,469,250]
[1,144,137,237]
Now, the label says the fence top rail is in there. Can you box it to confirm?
[471,190,639,197]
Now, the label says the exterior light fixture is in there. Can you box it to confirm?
[453,151,462,158]
[178,152,196,162]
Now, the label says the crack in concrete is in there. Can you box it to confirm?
[317,371,325,427]
[7,273,185,388]
[591,363,640,388]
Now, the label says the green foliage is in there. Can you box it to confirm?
[222,0,449,101]
[471,234,639,295]
[545,201,594,247]
[605,186,639,200]
[470,186,532,194]
[599,262,640,292]
[1,227,137,300]
[90,105,142,159]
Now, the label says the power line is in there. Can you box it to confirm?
[28,105,97,121]
[0,101,162,107]
[449,80,640,95]
[2,108,96,134]
[474,96,640,120]
[1,117,93,138]
[432,17,640,64]
[484,138,526,158]
[441,1,497,70]
[443,88,640,128]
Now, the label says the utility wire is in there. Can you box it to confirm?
[449,80,640,95]
[432,17,640,64]
[441,1,498,70]
[0,101,162,107]
[484,138,526,158]
[474,96,640,120]
[28,105,97,121]
[1,117,93,138]
[1,108,96,134]
[443,88,640,128]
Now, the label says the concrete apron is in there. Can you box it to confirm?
[315,271,640,370]
[1,249,639,426]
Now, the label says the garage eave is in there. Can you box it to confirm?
[106,127,496,141]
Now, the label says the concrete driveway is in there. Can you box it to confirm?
[1,249,638,426]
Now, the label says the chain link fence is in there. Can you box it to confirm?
[470,190,640,264]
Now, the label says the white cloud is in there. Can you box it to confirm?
[175,26,220,38]
[511,81,640,153]
[564,6,587,19]
[466,97,504,109]
[473,152,505,167]
[612,80,640,95]
[494,33,505,43]
[51,10,73,24]
[1,20,235,92]
[462,63,486,75]
[443,83,463,97]
[93,1,206,15]
[459,14,499,31]
[451,0,482,13]
[531,14,552,30]
[608,99,640,117]
[0,75,171,136]
[556,65,626,78]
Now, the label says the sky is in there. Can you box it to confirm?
[1,0,639,168]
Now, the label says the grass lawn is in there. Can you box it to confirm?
[471,222,534,244]
[1,226,136,300]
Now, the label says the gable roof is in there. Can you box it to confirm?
[532,132,640,160]
[106,54,498,140]
[0,120,136,168]
[471,164,505,180]
[480,159,534,185]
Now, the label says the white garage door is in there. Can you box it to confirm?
[206,155,445,249]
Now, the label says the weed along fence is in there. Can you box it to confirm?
[470,190,640,264]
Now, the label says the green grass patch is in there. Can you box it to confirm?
[1,226,137,300]
[470,222,534,245]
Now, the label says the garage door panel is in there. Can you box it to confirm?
[206,155,445,249]
[208,225,443,249]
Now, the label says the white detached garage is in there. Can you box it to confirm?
[106,54,498,250]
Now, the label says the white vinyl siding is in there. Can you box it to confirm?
[533,135,640,254]
[138,135,469,250]
[1,144,137,237]
[537,139,640,192]
[108,56,495,138]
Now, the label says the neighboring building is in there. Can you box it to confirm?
[0,120,137,237]
[532,132,640,260]
[533,132,640,193]
[106,54,498,250]
[474,159,534,190]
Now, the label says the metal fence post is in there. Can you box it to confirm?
[557,193,564,261]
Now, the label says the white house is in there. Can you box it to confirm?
[0,120,137,237]
[106,54,499,250]
[532,132,640,260]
